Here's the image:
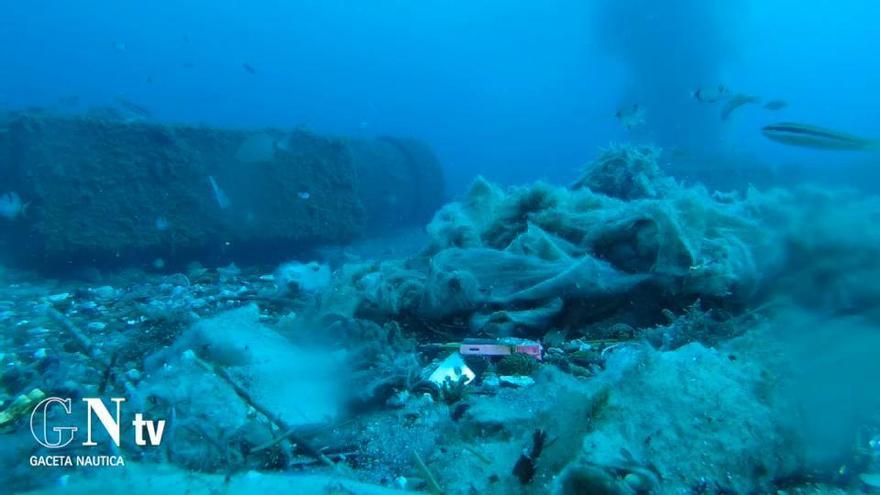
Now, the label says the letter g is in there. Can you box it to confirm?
[30,397,78,448]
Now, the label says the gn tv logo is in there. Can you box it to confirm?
[30,397,166,448]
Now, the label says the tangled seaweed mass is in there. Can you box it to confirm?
[1,139,880,494]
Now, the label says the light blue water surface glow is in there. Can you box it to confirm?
[1,0,878,192]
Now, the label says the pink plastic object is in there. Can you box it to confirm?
[459,338,543,361]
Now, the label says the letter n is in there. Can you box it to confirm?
[81,398,125,447]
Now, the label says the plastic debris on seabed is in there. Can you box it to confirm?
[428,352,476,386]
[459,337,543,360]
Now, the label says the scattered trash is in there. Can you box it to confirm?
[274,261,330,293]
[422,338,543,360]
[459,338,543,360]
[428,352,475,387]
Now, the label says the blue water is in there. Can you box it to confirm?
[3,1,878,192]
[2,2,880,494]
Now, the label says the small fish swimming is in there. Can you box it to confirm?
[0,192,27,220]
[208,176,231,209]
[242,63,257,75]
[762,122,877,151]
[692,85,729,103]
[720,93,761,121]
[763,100,788,111]
[615,103,646,130]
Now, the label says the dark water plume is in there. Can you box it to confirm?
[591,0,743,149]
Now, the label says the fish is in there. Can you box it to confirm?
[692,85,729,103]
[208,176,231,209]
[762,122,877,151]
[720,93,761,120]
[615,104,646,130]
[763,100,788,111]
[242,63,257,75]
[0,192,28,220]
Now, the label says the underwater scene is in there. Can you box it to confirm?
[2,1,880,494]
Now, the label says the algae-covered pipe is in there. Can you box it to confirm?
[0,113,444,269]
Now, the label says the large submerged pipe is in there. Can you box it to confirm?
[0,113,445,268]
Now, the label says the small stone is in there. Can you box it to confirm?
[47,293,70,303]
[125,369,142,381]
[33,348,48,359]
[87,322,107,331]
[394,476,408,490]
[498,375,535,388]
[482,372,501,390]
[624,473,648,491]
[92,286,117,300]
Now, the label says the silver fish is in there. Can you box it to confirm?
[763,100,788,111]
[615,103,646,130]
[692,85,729,103]
[721,93,761,120]
[762,122,877,151]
